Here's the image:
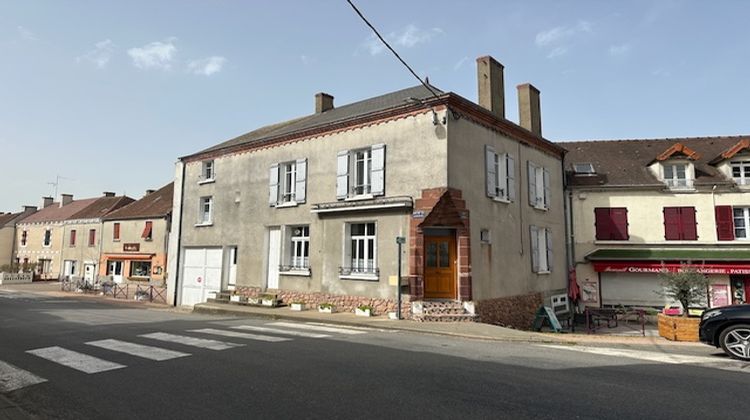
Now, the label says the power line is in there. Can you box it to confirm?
[346,0,441,101]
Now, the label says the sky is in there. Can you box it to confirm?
[1,1,749,211]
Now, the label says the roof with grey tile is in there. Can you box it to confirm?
[562,135,750,187]
[69,196,134,220]
[20,198,100,224]
[103,183,173,221]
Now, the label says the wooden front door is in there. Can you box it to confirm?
[423,235,456,299]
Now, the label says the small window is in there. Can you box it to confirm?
[663,163,692,189]
[573,163,596,174]
[69,230,77,247]
[88,229,96,247]
[113,223,121,241]
[142,221,153,240]
[199,197,213,224]
[43,229,51,247]
[201,160,215,181]
[731,160,750,186]
[288,226,310,270]
[341,222,377,277]
[20,230,28,247]
[734,207,750,240]
[480,229,491,243]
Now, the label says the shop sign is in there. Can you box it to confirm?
[123,243,140,252]
[593,262,750,275]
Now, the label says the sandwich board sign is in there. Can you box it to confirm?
[533,306,563,332]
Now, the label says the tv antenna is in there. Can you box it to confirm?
[47,175,74,199]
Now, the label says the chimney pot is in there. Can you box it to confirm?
[145,189,155,196]
[103,192,115,197]
[22,206,37,213]
[517,83,542,137]
[60,194,73,207]
[42,197,54,208]
[476,56,505,119]
[315,92,334,114]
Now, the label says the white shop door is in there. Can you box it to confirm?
[181,248,223,307]
[266,228,281,289]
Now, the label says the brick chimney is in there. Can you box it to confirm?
[22,206,37,214]
[517,83,542,137]
[103,192,115,197]
[60,194,73,207]
[42,197,54,208]
[476,56,505,120]
[315,92,334,114]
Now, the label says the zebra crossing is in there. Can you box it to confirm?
[1,321,371,393]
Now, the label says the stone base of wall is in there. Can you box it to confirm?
[475,292,544,330]
[0,272,33,285]
[234,286,412,318]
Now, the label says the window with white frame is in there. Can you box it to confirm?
[663,163,692,189]
[527,162,550,210]
[201,160,215,181]
[287,225,310,270]
[530,225,552,273]
[199,196,213,224]
[485,145,516,202]
[20,230,27,247]
[336,144,386,199]
[269,159,307,206]
[43,229,52,247]
[342,222,377,277]
[731,160,750,186]
[734,207,750,239]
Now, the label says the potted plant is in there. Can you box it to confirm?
[260,294,277,307]
[657,267,710,342]
[230,292,242,303]
[290,301,305,311]
[355,304,373,317]
[318,303,334,314]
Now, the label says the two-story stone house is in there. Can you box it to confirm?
[0,206,37,268]
[59,193,133,283]
[99,183,173,285]
[564,136,750,310]
[168,56,567,326]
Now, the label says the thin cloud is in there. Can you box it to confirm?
[362,24,443,56]
[127,38,177,70]
[535,21,591,59]
[547,46,568,59]
[609,43,631,57]
[77,39,115,68]
[453,56,469,71]
[187,56,226,76]
[17,26,37,41]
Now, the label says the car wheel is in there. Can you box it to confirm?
[719,324,750,361]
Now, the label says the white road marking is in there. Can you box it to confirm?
[231,325,330,338]
[189,328,291,343]
[86,339,191,361]
[140,332,243,351]
[269,322,366,335]
[26,346,126,374]
[0,360,47,392]
[540,345,739,365]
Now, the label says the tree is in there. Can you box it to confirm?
[659,267,710,316]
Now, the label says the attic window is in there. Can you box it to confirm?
[573,163,596,175]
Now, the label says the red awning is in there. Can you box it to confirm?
[593,261,750,275]
[103,253,154,261]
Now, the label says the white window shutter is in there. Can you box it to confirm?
[545,228,553,272]
[528,161,537,207]
[336,150,349,200]
[295,158,307,203]
[530,225,539,272]
[371,143,386,196]
[506,154,516,201]
[543,168,551,209]
[269,164,279,207]
[485,145,496,198]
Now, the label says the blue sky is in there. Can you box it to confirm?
[1,1,748,211]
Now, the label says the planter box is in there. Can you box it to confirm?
[230,295,242,303]
[290,303,305,311]
[388,311,399,320]
[318,306,334,314]
[355,308,372,317]
[261,299,276,307]
[658,313,700,342]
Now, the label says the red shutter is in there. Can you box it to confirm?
[114,223,120,240]
[142,221,153,239]
[88,229,96,246]
[680,207,697,240]
[610,208,629,240]
[663,207,682,240]
[70,230,76,246]
[715,205,735,241]
[594,208,611,240]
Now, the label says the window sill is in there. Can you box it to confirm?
[143,238,153,242]
[280,269,311,277]
[532,205,549,211]
[492,197,511,204]
[339,274,379,282]
[345,194,374,202]
[194,222,214,227]
[274,201,299,208]
[198,179,215,185]
[535,270,551,275]
[593,240,630,244]
[113,239,120,242]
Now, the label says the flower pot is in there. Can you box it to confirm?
[657,313,700,342]
[261,299,275,307]
[230,295,241,303]
[290,303,305,311]
[388,311,398,320]
[355,308,372,317]
[318,306,334,314]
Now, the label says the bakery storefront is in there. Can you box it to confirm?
[584,249,750,309]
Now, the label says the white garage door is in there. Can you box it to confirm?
[601,272,670,307]
[180,248,223,306]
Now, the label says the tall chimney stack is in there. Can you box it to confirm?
[103,192,115,197]
[42,197,54,208]
[476,56,505,120]
[60,194,73,207]
[22,206,37,214]
[517,83,542,137]
[315,92,334,114]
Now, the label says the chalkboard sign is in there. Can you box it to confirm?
[533,306,563,332]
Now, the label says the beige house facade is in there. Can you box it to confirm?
[0,207,37,268]
[565,136,750,310]
[169,56,567,326]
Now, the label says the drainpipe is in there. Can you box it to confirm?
[172,162,186,307]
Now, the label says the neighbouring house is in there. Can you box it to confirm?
[167,55,567,327]
[99,183,173,286]
[564,136,750,310]
[59,193,134,283]
[0,206,37,268]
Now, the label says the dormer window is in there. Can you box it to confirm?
[573,163,596,175]
[731,160,750,186]
[662,163,693,189]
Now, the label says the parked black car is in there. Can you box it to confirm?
[699,304,750,361]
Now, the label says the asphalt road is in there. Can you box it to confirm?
[1,289,749,420]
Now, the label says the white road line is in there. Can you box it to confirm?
[140,332,243,351]
[0,360,47,392]
[231,325,330,338]
[26,346,126,374]
[540,345,738,365]
[268,322,366,335]
[86,339,191,361]
[189,328,291,343]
